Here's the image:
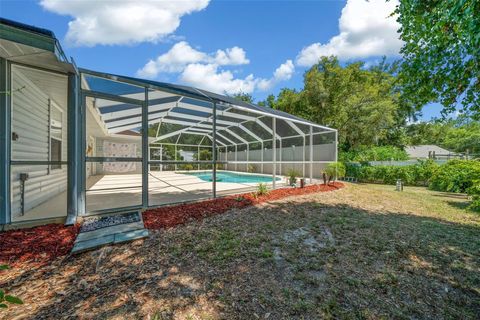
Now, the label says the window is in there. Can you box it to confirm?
[50,102,63,170]
[50,138,62,169]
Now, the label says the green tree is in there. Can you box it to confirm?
[271,57,402,150]
[395,0,480,118]
[231,92,254,104]
[404,118,480,154]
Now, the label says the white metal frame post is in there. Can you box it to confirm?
[302,135,306,179]
[309,126,313,184]
[246,143,249,171]
[272,117,277,189]
[160,144,163,171]
[279,139,282,177]
[261,141,264,173]
[235,145,237,171]
[212,101,217,198]
[335,129,338,179]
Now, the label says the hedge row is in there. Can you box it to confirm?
[345,160,439,186]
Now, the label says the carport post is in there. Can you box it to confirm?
[309,126,313,184]
[212,101,217,198]
[272,117,276,189]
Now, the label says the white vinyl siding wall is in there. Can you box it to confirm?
[10,67,68,219]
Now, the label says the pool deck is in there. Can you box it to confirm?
[13,170,288,222]
[87,170,287,211]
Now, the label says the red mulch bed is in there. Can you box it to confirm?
[143,182,344,230]
[0,224,80,268]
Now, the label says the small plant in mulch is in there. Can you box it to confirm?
[323,162,346,185]
[0,265,23,309]
[255,183,269,197]
[287,169,301,186]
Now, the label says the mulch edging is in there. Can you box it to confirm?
[0,183,344,267]
[0,224,80,268]
[143,182,344,230]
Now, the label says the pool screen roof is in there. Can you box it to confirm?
[81,68,336,146]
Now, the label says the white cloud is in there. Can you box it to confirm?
[137,42,292,94]
[179,59,294,95]
[137,41,249,78]
[180,63,257,95]
[296,0,402,66]
[257,60,295,90]
[40,0,210,46]
[214,47,250,66]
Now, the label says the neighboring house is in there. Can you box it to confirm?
[405,145,454,159]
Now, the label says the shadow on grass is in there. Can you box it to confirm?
[446,200,472,210]
[2,198,480,319]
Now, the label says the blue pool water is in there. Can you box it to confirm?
[187,171,281,183]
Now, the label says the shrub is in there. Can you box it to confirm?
[467,181,480,212]
[256,183,269,196]
[323,162,346,184]
[340,146,409,162]
[286,169,301,186]
[349,160,439,186]
[183,164,194,171]
[429,160,480,193]
[247,164,257,173]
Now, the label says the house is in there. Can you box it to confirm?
[405,145,454,159]
[0,18,337,228]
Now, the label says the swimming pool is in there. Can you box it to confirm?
[186,171,281,183]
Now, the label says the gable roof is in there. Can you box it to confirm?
[405,145,453,158]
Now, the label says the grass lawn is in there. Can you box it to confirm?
[1,183,479,319]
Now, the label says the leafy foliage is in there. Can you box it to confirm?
[466,181,480,211]
[395,0,480,118]
[193,149,212,161]
[346,160,439,186]
[429,160,480,193]
[286,169,301,186]
[340,146,409,162]
[405,118,480,154]
[324,162,346,183]
[0,265,23,309]
[231,92,255,104]
[255,183,269,197]
[270,57,404,150]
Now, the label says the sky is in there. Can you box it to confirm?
[1,0,443,119]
